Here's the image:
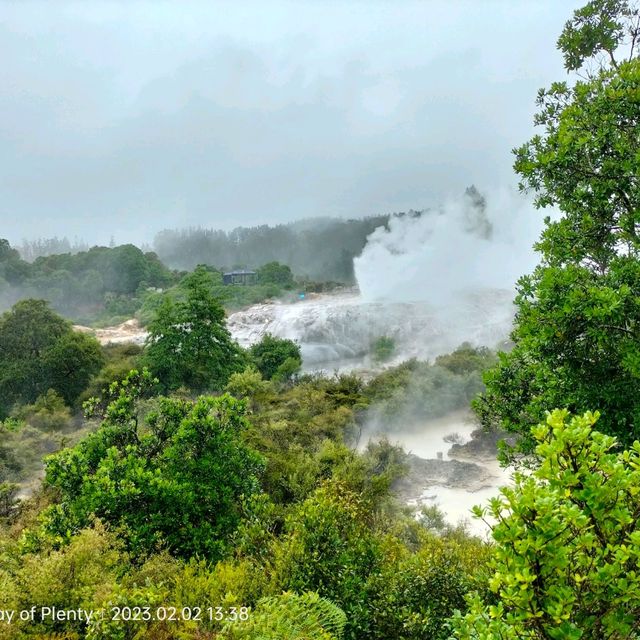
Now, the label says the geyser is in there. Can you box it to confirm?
[228,188,542,371]
[354,186,542,305]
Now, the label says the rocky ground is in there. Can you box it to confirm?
[390,419,514,536]
[74,319,147,345]
[393,454,498,502]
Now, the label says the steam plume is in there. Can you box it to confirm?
[354,187,543,304]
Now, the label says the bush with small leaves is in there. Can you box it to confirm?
[43,371,264,560]
[452,409,640,639]
[371,336,395,363]
[249,334,302,381]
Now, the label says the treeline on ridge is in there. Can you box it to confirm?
[0,240,174,325]
[152,215,396,281]
[0,238,304,326]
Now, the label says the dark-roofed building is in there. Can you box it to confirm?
[223,269,257,285]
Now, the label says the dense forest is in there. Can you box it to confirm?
[0,238,304,326]
[152,215,396,282]
[0,241,175,325]
[13,216,397,285]
[1,1,640,639]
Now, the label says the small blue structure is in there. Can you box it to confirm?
[223,269,257,285]
[298,292,306,300]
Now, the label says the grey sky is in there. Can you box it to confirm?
[1,1,582,246]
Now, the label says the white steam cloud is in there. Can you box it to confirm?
[354,187,544,304]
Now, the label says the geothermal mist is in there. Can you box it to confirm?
[354,188,543,305]
[228,189,544,371]
[348,189,544,533]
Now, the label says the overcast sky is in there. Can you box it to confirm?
[1,0,583,246]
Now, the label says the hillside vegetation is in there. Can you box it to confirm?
[1,2,640,638]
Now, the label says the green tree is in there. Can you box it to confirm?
[101,244,151,294]
[272,482,382,637]
[43,371,264,559]
[435,343,495,376]
[145,266,246,391]
[556,0,639,74]
[257,261,295,288]
[0,238,30,286]
[0,299,103,416]
[477,1,640,448]
[452,409,640,639]
[13,389,72,431]
[367,533,490,640]
[43,331,105,405]
[249,334,302,381]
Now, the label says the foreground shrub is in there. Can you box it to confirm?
[452,409,640,639]
[42,371,264,560]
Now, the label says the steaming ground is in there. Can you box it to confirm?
[365,410,511,537]
[227,288,515,372]
[82,295,514,535]
[82,288,515,372]
[79,190,536,533]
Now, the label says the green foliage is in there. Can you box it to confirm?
[515,60,640,266]
[225,366,274,413]
[0,239,175,324]
[480,4,640,448]
[138,263,296,322]
[476,259,640,450]
[223,592,347,640]
[366,532,491,640]
[43,373,264,559]
[0,419,64,484]
[257,261,295,288]
[13,389,73,432]
[353,439,409,506]
[0,349,499,640]
[365,357,488,426]
[556,0,639,74]
[0,238,28,286]
[236,374,375,506]
[453,409,640,639]
[79,343,143,404]
[0,316,504,640]
[43,332,105,406]
[435,343,496,376]
[0,522,124,639]
[274,356,302,382]
[0,300,104,416]
[259,482,487,640]
[144,266,246,392]
[84,553,266,639]
[271,482,383,637]
[417,504,447,532]
[0,481,19,518]
[213,281,285,311]
[370,335,395,363]
[249,334,302,381]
